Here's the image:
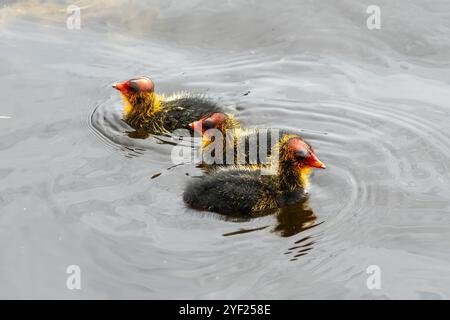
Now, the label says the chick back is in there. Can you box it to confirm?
[183,168,277,215]
[161,95,223,132]
[203,128,301,166]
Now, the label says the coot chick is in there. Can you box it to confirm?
[113,77,222,135]
[183,134,326,216]
[190,112,302,166]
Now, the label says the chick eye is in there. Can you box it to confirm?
[128,80,139,92]
[203,119,214,129]
[294,149,308,158]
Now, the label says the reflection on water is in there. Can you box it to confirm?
[223,226,269,237]
[222,198,322,260]
[127,131,150,140]
[1,0,450,299]
[222,199,320,235]
[285,236,316,261]
[274,199,322,238]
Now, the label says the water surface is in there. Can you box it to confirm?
[1,0,450,299]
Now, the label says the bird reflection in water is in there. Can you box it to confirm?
[274,199,322,237]
[222,198,323,260]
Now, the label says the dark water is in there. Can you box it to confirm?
[1,0,450,299]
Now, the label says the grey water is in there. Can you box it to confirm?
[1,0,450,299]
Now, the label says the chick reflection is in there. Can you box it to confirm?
[276,199,323,261]
[222,198,322,260]
[223,198,322,239]
[273,198,321,238]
